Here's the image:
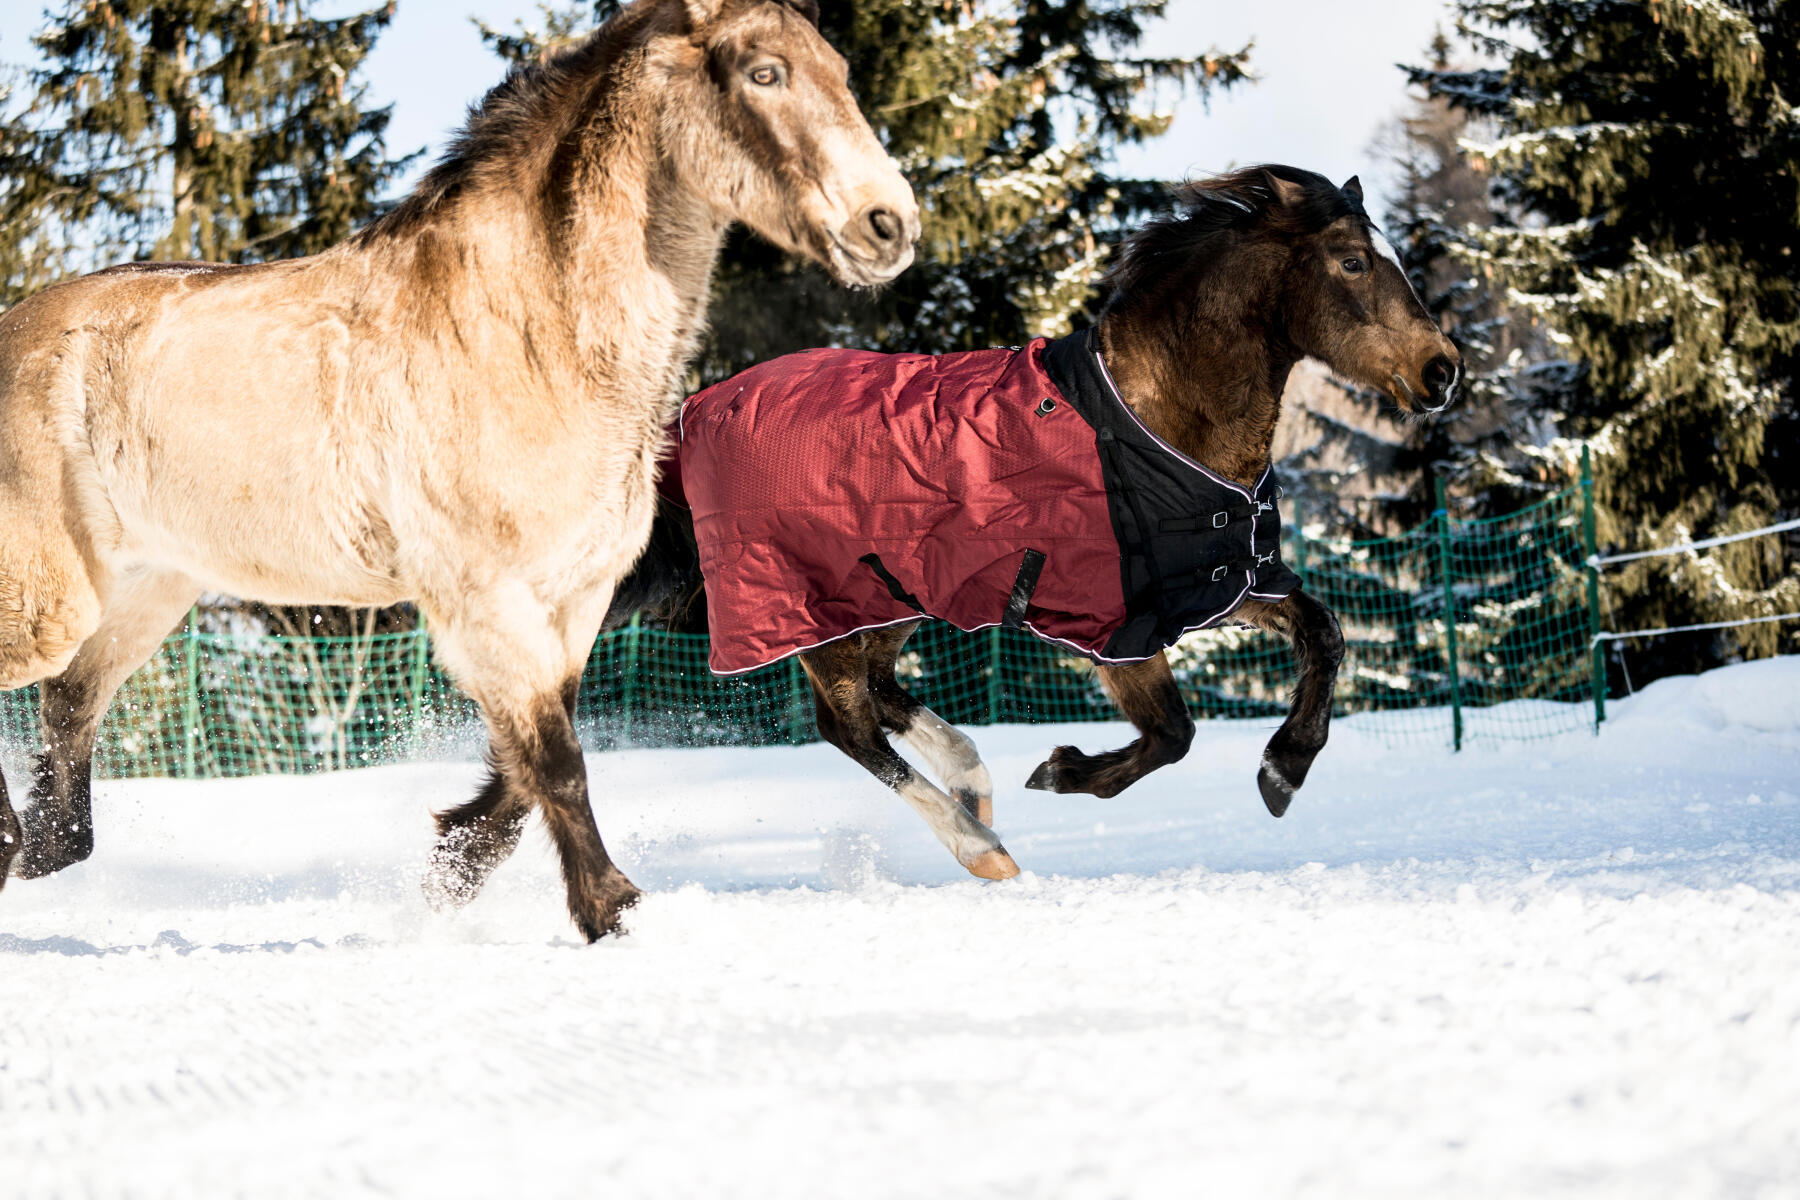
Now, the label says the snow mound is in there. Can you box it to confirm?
[1607,652,1800,739]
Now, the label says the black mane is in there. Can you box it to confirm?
[1102,164,1365,305]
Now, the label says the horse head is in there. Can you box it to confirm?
[657,0,920,287]
[1263,170,1463,414]
[1105,165,1463,418]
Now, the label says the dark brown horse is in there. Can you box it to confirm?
[607,166,1461,876]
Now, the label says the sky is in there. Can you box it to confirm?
[1,0,1456,222]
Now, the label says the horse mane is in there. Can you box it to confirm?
[356,6,659,243]
[1102,164,1365,307]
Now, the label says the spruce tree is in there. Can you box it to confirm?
[0,68,68,308]
[7,0,414,269]
[481,0,1250,381]
[2,3,417,643]
[1411,0,1800,681]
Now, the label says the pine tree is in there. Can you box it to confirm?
[481,0,1250,382]
[0,68,69,307]
[2,3,417,644]
[7,0,414,270]
[1410,0,1800,681]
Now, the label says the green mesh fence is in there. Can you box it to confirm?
[0,478,1602,779]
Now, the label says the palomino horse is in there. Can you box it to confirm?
[608,166,1461,877]
[0,0,919,940]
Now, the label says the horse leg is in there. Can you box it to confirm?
[424,601,637,940]
[801,637,1017,880]
[0,772,18,885]
[13,570,198,879]
[419,673,581,913]
[1024,652,1195,799]
[1233,590,1345,817]
[861,622,997,825]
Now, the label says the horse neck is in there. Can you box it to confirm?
[1095,273,1299,489]
[553,91,726,420]
[372,46,726,434]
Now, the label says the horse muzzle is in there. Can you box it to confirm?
[830,204,920,286]
[1418,353,1462,414]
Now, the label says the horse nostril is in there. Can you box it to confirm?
[1423,355,1456,394]
[865,207,900,244]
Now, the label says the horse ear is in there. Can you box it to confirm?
[682,0,727,28]
[1260,169,1307,209]
[1342,176,1365,201]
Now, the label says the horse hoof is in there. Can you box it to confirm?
[965,848,1020,880]
[10,810,94,880]
[1257,765,1294,818]
[575,879,643,942]
[1024,760,1057,791]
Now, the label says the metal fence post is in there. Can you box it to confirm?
[786,657,810,744]
[620,614,642,743]
[987,627,1003,724]
[182,608,201,778]
[407,612,431,737]
[1291,495,1308,585]
[1581,445,1606,729]
[1435,478,1463,752]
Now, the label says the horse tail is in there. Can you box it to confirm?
[603,497,707,634]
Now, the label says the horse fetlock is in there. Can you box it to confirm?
[952,787,993,826]
[946,761,993,824]
[944,760,992,801]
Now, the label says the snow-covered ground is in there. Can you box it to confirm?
[3,658,1798,1199]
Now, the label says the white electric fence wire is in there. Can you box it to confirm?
[1592,611,1800,644]
[1586,518,1800,567]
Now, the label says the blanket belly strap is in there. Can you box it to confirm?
[859,553,925,613]
[1002,549,1048,630]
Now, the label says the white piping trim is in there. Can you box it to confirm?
[1091,348,1254,501]
[707,614,926,676]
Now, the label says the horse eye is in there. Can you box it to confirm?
[1341,257,1366,274]
[748,65,782,87]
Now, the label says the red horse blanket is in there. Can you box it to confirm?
[670,329,1298,675]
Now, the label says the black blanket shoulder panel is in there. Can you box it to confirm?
[1041,329,1299,661]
